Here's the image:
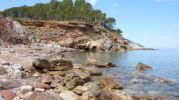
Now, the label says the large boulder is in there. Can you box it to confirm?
[136,62,152,71]
[32,58,50,70]
[32,58,73,71]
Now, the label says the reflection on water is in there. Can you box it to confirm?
[64,50,179,99]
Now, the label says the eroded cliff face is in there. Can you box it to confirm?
[0,15,143,51]
[0,15,29,45]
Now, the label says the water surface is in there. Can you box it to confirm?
[64,49,179,99]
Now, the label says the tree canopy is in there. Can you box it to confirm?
[3,0,120,30]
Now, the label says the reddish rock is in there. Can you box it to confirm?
[0,90,15,100]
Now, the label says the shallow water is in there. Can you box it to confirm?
[64,49,179,99]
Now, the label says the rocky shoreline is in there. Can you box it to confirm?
[0,44,172,100]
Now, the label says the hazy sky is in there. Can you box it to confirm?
[0,0,179,49]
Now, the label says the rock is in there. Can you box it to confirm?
[97,63,116,68]
[163,79,173,84]
[20,91,34,100]
[106,63,116,67]
[73,86,88,95]
[11,64,23,70]
[59,38,75,48]
[0,95,3,100]
[65,71,77,81]
[26,92,64,100]
[73,69,91,80]
[57,86,69,93]
[86,58,97,65]
[2,62,10,66]
[136,62,152,71]
[20,85,33,94]
[60,91,82,100]
[65,74,88,90]
[102,38,115,50]
[83,81,102,97]
[132,95,170,100]
[48,71,65,77]
[0,79,21,89]
[50,80,61,88]
[50,59,73,71]
[100,90,132,100]
[32,58,50,70]
[0,66,7,75]
[83,66,102,76]
[41,75,53,85]
[32,72,41,77]
[33,82,51,90]
[34,88,45,92]
[100,76,123,90]
[155,78,173,84]
[113,90,132,100]
[73,64,83,69]
[66,78,79,90]
[99,90,113,100]
[13,70,26,79]
[0,90,15,100]
[81,91,97,100]
[45,89,60,98]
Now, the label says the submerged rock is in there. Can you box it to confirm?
[136,62,152,71]
[132,95,170,100]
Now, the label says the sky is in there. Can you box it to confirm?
[0,0,179,49]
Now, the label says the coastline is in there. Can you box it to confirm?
[0,45,175,100]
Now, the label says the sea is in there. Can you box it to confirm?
[64,49,179,100]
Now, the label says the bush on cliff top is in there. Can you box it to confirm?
[2,0,122,33]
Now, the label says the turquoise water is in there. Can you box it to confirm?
[64,49,179,99]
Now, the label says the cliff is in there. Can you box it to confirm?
[0,15,144,51]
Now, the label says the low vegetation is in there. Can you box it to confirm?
[2,0,122,34]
